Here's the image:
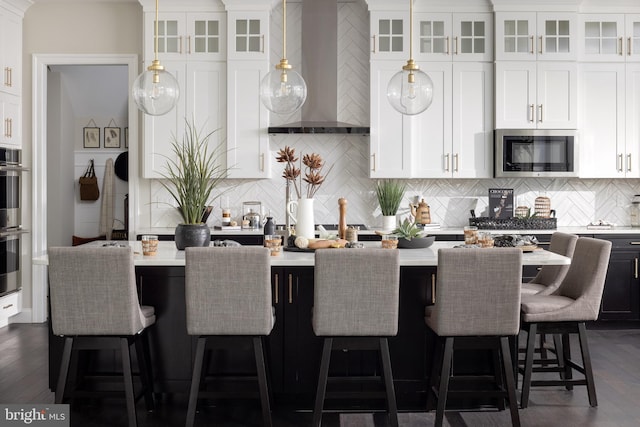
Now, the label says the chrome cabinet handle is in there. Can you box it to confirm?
[2,304,13,310]
[261,35,265,53]
[529,104,535,122]
[619,37,624,56]
[446,36,450,55]
[7,119,11,138]
[530,35,534,54]
[6,67,11,87]
[444,153,450,172]
[371,35,377,53]
[179,36,183,54]
[453,36,458,55]
[539,36,543,54]
[187,36,191,54]
[260,153,265,172]
[629,37,632,56]
[288,274,293,304]
[635,258,638,279]
[538,105,543,123]
[628,154,632,172]
[618,154,624,172]
[453,153,459,172]
[371,153,376,172]
[629,242,640,245]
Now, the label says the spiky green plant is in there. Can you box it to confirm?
[392,218,427,241]
[375,180,407,216]
[159,119,227,224]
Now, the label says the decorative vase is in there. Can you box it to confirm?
[174,223,211,250]
[287,198,315,239]
[382,215,397,231]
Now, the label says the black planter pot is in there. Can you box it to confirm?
[175,223,211,250]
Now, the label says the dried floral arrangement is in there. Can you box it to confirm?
[276,146,333,199]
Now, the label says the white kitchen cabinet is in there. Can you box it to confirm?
[415,13,492,62]
[0,290,20,327]
[369,61,410,178]
[224,4,270,178]
[144,12,226,62]
[579,63,640,178]
[0,5,21,96]
[142,61,226,178]
[370,61,492,179]
[227,10,268,61]
[226,60,269,178]
[412,62,492,178]
[579,14,640,62]
[495,61,577,129]
[495,12,577,61]
[0,92,20,148]
[370,11,409,61]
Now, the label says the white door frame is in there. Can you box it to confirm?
[31,54,139,323]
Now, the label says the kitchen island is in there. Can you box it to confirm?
[36,242,569,410]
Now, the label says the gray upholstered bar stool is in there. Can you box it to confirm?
[48,246,156,427]
[519,232,578,368]
[312,248,400,427]
[426,248,522,427]
[521,232,578,296]
[520,237,612,409]
[184,247,274,427]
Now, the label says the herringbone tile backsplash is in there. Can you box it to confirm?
[149,0,640,230]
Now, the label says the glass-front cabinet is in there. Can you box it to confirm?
[496,12,576,61]
[579,14,640,62]
[227,11,267,60]
[415,13,492,62]
[370,11,408,60]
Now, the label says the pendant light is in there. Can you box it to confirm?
[387,0,433,115]
[260,0,307,115]
[132,0,180,116]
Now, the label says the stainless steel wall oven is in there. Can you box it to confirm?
[0,148,25,298]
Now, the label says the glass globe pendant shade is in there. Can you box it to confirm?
[260,68,307,115]
[132,65,180,116]
[387,68,433,115]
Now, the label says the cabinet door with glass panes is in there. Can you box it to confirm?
[496,12,576,61]
[370,11,408,60]
[144,12,225,62]
[626,15,640,61]
[415,13,492,62]
[579,14,640,63]
[227,10,268,60]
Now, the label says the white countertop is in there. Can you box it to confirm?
[136,225,640,237]
[33,241,570,267]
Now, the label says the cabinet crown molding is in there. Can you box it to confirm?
[579,0,640,12]
[138,0,225,12]
[2,0,33,15]
[491,0,582,12]
[221,0,279,11]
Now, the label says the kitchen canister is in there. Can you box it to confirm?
[534,196,552,218]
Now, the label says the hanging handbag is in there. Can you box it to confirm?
[79,159,100,201]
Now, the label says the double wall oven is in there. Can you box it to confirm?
[0,148,26,298]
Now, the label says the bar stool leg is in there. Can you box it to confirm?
[55,337,74,404]
[578,323,598,407]
[435,337,454,427]
[135,333,155,412]
[562,333,574,389]
[186,337,207,427]
[500,337,521,427]
[120,337,138,427]
[313,338,333,427]
[253,337,273,427]
[379,338,398,427]
[520,323,537,409]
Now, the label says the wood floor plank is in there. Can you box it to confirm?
[1,323,640,426]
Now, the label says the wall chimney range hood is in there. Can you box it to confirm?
[268,0,370,135]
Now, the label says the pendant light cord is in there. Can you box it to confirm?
[409,0,414,61]
[282,0,287,60]
[154,0,159,62]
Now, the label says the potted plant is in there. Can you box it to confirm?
[393,218,435,249]
[160,118,227,250]
[375,180,406,231]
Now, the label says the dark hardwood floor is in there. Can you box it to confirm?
[1,323,640,426]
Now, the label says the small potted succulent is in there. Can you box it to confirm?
[392,218,435,249]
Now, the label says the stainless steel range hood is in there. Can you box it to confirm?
[267,0,370,135]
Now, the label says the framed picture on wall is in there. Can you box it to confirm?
[104,127,121,148]
[83,127,100,148]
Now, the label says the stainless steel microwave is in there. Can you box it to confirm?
[495,129,578,178]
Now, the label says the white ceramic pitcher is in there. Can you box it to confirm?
[287,198,315,239]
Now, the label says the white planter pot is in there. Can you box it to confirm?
[382,215,397,231]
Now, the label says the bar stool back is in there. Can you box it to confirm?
[312,248,400,427]
[48,246,156,427]
[184,246,274,427]
[426,248,522,427]
[522,232,578,296]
